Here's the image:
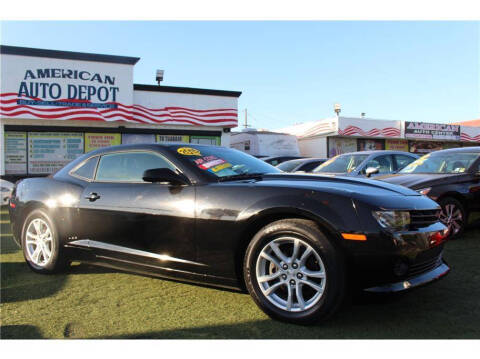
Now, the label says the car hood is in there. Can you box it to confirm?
[259,173,419,197]
[376,173,465,189]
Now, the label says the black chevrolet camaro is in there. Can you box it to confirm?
[9,144,450,324]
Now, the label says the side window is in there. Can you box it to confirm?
[364,155,394,174]
[71,156,99,180]
[300,161,322,172]
[95,151,176,182]
[394,154,416,171]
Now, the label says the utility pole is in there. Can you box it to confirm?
[244,108,248,129]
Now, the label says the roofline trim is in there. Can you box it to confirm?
[0,45,140,65]
[134,84,242,98]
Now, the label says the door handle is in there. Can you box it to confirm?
[85,192,101,202]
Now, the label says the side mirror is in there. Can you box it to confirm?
[365,167,380,178]
[142,168,188,185]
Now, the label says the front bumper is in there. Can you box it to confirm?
[364,261,450,293]
[343,221,450,290]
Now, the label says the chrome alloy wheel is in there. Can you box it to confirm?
[25,218,53,267]
[256,237,326,312]
[439,203,463,236]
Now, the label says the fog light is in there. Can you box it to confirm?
[393,259,409,277]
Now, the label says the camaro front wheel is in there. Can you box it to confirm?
[21,208,68,273]
[243,219,346,325]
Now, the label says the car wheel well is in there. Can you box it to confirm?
[437,193,466,211]
[21,202,46,220]
[436,193,469,219]
[234,212,342,291]
[18,202,49,236]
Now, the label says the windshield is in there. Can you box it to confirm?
[173,145,281,178]
[277,159,304,172]
[314,154,369,173]
[400,152,480,174]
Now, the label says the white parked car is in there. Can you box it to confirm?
[1,179,14,206]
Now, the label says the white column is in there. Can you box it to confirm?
[0,120,5,176]
[220,130,231,147]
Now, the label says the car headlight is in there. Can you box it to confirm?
[417,187,431,196]
[372,210,410,231]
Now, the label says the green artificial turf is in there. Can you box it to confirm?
[1,207,479,339]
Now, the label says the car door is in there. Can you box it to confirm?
[77,150,198,271]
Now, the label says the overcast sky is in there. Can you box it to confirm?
[1,21,478,129]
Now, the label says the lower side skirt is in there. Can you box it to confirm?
[65,245,243,292]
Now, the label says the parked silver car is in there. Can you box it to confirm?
[1,179,14,206]
[313,150,419,177]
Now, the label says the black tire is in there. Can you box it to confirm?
[438,197,466,239]
[243,218,346,325]
[21,208,69,274]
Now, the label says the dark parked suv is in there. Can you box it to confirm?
[378,147,480,238]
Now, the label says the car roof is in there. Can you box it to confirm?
[263,155,303,160]
[282,158,326,163]
[84,142,223,156]
[337,150,417,156]
[425,146,480,154]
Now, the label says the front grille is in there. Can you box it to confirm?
[406,251,443,278]
[409,209,440,230]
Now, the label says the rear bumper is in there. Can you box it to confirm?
[364,261,450,293]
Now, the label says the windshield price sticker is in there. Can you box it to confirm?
[195,155,227,170]
[177,147,201,156]
[210,163,233,173]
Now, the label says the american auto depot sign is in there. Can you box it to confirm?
[18,68,120,107]
[405,121,461,141]
[0,52,134,119]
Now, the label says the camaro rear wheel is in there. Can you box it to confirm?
[21,208,68,273]
[243,219,346,325]
[438,197,466,239]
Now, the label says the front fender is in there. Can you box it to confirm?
[237,192,361,237]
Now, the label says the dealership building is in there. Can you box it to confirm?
[0,45,241,180]
[278,116,480,158]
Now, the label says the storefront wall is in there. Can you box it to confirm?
[298,118,479,158]
[0,46,239,178]
[323,135,477,158]
[1,118,229,178]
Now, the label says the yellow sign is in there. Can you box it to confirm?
[385,139,409,152]
[211,163,232,172]
[85,133,121,152]
[156,135,190,143]
[177,147,201,156]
